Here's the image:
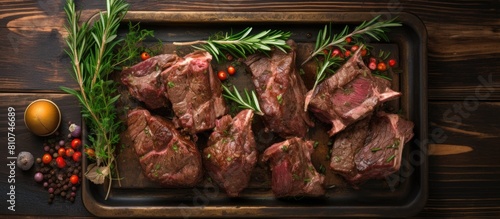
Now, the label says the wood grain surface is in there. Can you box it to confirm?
[0,0,499,217]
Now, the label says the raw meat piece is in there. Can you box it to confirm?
[348,112,414,184]
[203,109,257,197]
[305,51,400,136]
[262,137,325,197]
[127,108,202,187]
[329,111,414,185]
[120,54,179,109]
[245,40,313,138]
[329,116,371,177]
[162,51,228,134]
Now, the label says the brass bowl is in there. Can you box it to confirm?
[24,99,61,136]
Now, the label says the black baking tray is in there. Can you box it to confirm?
[82,11,428,217]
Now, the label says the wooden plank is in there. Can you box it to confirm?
[0,0,499,98]
[417,101,500,217]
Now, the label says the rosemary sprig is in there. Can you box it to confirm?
[222,85,263,116]
[113,22,159,69]
[173,27,292,62]
[301,15,401,65]
[61,0,128,200]
[311,50,343,95]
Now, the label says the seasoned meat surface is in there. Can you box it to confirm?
[120,54,179,109]
[203,109,257,197]
[127,108,202,187]
[329,116,371,177]
[162,51,228,134]
[348,112,414,184]
[305,50,400,136]
[329,111,414,185]
[245,40,313,138]
[262,137,325,197]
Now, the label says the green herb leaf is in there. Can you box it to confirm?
[173,27,292,62]
[301,15,401,66]
[386,154,396,163]
[277,94,283,104]
[63,0,129,200]
[222,85,264,115]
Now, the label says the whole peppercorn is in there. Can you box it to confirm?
[17,151,34,171]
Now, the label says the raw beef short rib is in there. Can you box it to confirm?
[162,51,228,134]
[349,111,414,184]
[127,108,203,187]
[245,40,313,138]
[305,50,401,136]
[329,116,371,177]
[203,109,257,197]
[120,54,179,109]
[262,137,325,197]
[329,111,414,185]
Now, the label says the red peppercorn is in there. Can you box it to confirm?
[331,49,342,57]
[42,153,52,164]
[360,49,367,56]
[65,148,75,157]
[85,148,95,158]
[388,59,397,67]
[72,151,82,162]
[71,138,81,149]
[377,62,387,71]
[56,156,66,168]
[368,62,377,70]
[350,45,359,52]
[70,175,79,185]
[345,37,352,43]
[217,70,228,81]
[140,52,150,61]
[227,66,236,75]
[58,148,66,157]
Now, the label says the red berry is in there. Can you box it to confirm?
[217,70,228,81]
[72,151,82,162]
[369,57,377,63]
[368,62,377,70]
[377,62,387,71]
[331,49,342,57]
[344,50,351,57]
[140,52,150,61]
[65,148,75,157]
[360,49,367,56]
[56,156,66,168]
[70,175,79,185]
[71,138,81,149]
[227,66,236,75]
[388,59,397,67]
[85,148,95,158]
[58,147,66,157]
[350,45,359,52]
[345,37,352,43]
[42,153,52,164]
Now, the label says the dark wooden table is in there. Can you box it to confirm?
[1,0,499,217]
